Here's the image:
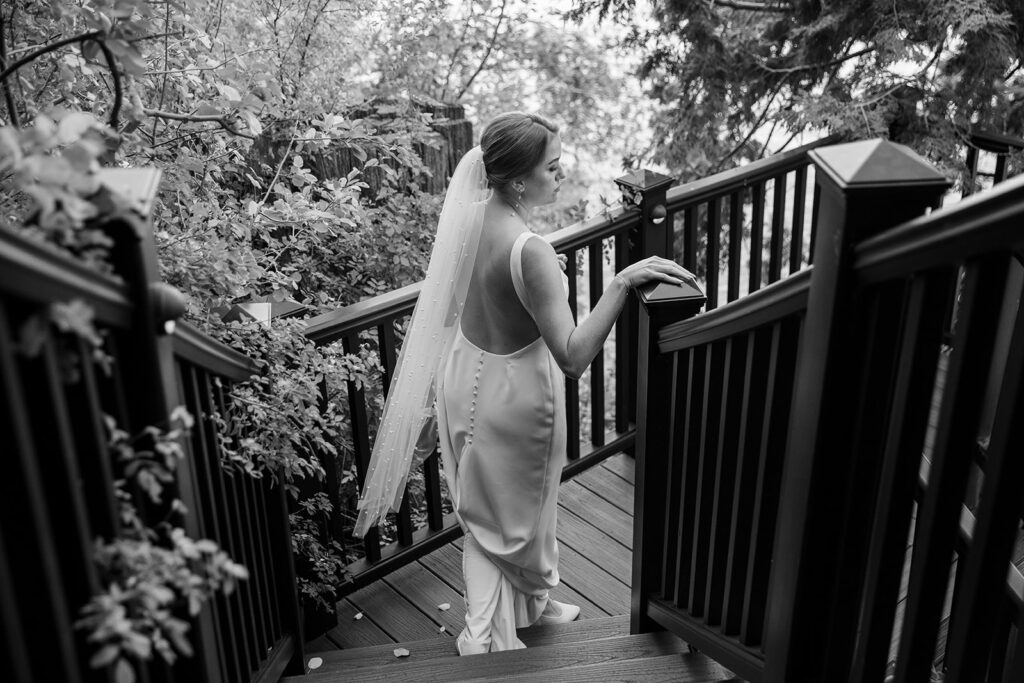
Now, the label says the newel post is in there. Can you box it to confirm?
[615,170,675,434]
[631,284,706,635]
[762,140,949,682]
[97,170,224,682]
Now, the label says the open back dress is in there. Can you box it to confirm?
[437,231,568,654]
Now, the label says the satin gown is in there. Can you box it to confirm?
[437,231,567,654]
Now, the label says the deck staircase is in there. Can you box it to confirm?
[283,615,741,682]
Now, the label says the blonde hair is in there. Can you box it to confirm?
[480,112,559,193]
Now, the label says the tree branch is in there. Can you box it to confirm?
[714,78,785,171]
[456,0,507,100]
[756,45,875,74]
[0,7,20,126]
[143,108,257,139]
[712,0,792,12]
[0,30,102,84]
[94,39,122,129]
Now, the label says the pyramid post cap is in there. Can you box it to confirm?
[809,138,950,191]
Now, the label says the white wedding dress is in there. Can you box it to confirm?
[437,231,568,654]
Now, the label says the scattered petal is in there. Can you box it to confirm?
[437,603,450,611]
[308,657,323,670]
[354,612,363,620]
[439,625,446,633]
[394,648,410,658]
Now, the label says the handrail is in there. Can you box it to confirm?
[856,171,1024,282]
[172,321,259,381]
[658,268,811,352]
[0,226,132,327]
[663,135,842,213]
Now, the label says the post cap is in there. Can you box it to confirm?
[809,139,950,191]
[614,168,675,206]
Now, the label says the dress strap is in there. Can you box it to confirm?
[509,231,542,312]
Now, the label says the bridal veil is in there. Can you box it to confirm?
[353,146,489,538]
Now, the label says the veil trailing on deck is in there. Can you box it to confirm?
[353,146,489,538]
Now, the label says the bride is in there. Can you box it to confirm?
[354,111,695,654]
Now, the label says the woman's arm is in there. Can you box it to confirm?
[521,237,695,380]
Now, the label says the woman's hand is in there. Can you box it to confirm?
[556,253,568,272]
[615,256,699,290]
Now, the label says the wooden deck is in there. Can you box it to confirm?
[312,453,637,652]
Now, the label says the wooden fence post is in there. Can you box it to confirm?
[631,284,706,634]
[615,170,675,436]
[762,140,949,682]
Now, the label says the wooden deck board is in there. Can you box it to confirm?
[319,455,636,652]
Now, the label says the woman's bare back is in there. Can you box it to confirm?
[459,202,541,354]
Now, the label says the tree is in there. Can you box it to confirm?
[570,0,1024,183]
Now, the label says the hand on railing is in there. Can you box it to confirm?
[614,256,699,290]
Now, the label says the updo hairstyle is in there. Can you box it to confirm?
[480,112,559,194]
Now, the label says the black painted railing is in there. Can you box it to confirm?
[0,169,303,683]
[632,139,1024,683]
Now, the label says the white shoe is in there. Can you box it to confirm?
[536,599,580,625]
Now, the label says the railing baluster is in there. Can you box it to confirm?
[673,346,704,611]
[70,336,120,539]
[741,315,800,646]
[378,322,413,546]
[790,166,807,274]
[423,451,444,531]
[706,199,721,310]
[689,341,723,617]
[342,333,380,562]
[660,351,683,602]
[943,276,1024,680]
[722,329,767,635]
[749,181,766,293]
[994,153,1008,183]
[181,365,238,682]
[197,370,253,678]
[614,233,631,433]
[217,380,274,654]
[728,191,743,302]
[769,174,787,283]
[588,242,605,447]
[683,205,698,273]
[895,254,1010,682]
[705,334,745,626]
[566,250,580,461]
[0,303,82,683]
[808,181,821,266]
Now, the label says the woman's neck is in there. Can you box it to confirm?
[493,191,530,223]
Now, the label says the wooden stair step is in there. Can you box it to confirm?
[287,629,695,682]
[461,652,740,682]
[295,615,631,675]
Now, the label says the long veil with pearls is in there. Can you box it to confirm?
[353,146,489,538]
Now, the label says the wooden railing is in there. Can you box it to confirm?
[307,136,843,596]
[0,169,303,683]
[665,136,839,309]
[632,139,1024,683]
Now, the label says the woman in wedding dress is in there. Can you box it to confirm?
[353,112,695,655]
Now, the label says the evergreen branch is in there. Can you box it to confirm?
[143,108,257,139]
[756,46,875,74]
[714,78,785,171]
[711,0,792,12]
